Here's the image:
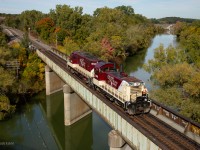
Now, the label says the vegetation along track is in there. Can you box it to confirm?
[37,48,200,150]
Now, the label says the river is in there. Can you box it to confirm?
[0,34,177,150]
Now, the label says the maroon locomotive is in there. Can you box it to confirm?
[67,51,151,115]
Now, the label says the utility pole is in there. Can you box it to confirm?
[28,27,30,37]
[56,33,57,48]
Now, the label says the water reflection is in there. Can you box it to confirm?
[45,91,111,150]
[125,34,177,90]
[124,49,147,74]
[65,115,92,150]
[0,100,58,150]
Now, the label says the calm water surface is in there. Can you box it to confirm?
[0,34,177,150]
[125,34,177,90]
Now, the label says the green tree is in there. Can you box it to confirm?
[0,95,16,120]
[19,10,44,31]
[183,71,200,98]
[4,14,20,28]
[63,37,80,55]
[153,63,194,87]
[0,67,14,92]
[115,5,134,15]
[0,28,8,47]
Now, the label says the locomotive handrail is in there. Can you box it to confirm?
[151,99,200,136]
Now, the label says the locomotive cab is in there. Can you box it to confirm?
[94,61,115,81]
[129,81,146,102]
[127,81,151,114]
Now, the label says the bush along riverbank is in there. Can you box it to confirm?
[0,28,45,120]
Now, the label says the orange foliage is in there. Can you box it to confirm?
[36,17,55,29]
[55,27,61,33]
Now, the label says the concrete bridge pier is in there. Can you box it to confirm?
[108,130,132,150]
[63,84,92,126]
[45,65,65,95]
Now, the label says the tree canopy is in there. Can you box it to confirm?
[3,5,163,65]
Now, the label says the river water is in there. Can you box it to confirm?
[0,34,177,150]
[125,34,177,90]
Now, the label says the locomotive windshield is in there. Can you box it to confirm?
[129,82,145,87]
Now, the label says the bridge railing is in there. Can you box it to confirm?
[151,99,200,137]
[50,47,68,61]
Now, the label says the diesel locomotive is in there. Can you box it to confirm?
[67,51,151,115]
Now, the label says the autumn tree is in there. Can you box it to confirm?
[20,53,45,93]
[35,17,55,41]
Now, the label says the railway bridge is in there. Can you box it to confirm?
[36,47,200,150]
[3,27,200,150]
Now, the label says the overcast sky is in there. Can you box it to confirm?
[0,0,200,19]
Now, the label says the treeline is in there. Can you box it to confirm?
[0,5,163,120]
[0,28,45,120]
[2,5,163,64]
[144,21,200,123]
[151,17,199,24]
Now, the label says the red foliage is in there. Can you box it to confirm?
[101,38,114,52]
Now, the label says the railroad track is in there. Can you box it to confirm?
[133,114,199,150]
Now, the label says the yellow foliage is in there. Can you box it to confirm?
[57,45,66,54]
[10,42,20,49]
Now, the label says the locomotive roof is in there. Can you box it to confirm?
[107,71,142,82]
[73,51,99,61]
[95,61,114,68]
[122,76,142,83]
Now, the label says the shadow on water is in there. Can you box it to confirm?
[45,90,111,150]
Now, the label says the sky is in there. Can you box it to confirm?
[0,0,200,19]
